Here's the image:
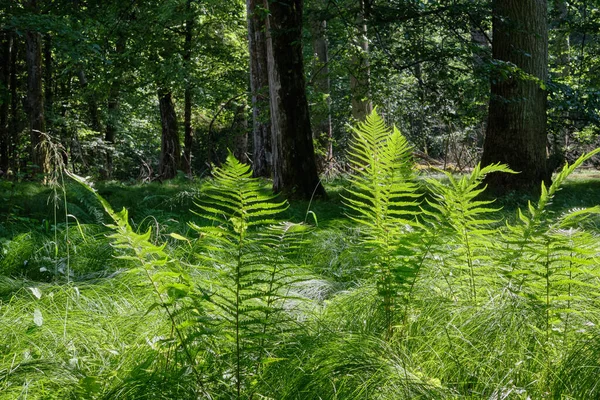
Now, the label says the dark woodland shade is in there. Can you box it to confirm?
[482,0,549,192]
[266,0,326,198]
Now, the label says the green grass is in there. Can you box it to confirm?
[2,163,600,399]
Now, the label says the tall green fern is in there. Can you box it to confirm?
[67,171,210,397]
[424,163,514,301]
[343,109,423,337]
[190,153,307,398]
[502,148,600,348]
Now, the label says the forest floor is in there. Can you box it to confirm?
[1,169,600,399]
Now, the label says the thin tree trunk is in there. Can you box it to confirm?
[350,0,373,122]
[8,32,19,171]
[25,1,50,176]
[76,70,100,132]
[310,7,333,172]
[247,0,271,177]
[104,35,125,179]
[265,0,326,198]
[43,34,53,132]
[470,14,490,71]
[0,31,11,173]
[481,0,549,192]
[552,0,570,77]
[183,0,194,175]
[232,103,249,164]
[158,89,181,179]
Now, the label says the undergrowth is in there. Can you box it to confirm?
[1,111,600,399]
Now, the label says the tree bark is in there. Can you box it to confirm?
[232,102,249,164]
[551,0,570,77]
[8,32,19,171]
[25,1,50,176]
[264,0,326,198]
[350,0,373,122]
[43,34,53,131]
[310,8,333,173]
[481,0,549,192]
[104,34,125,179]
[158,88,181,179]
[0,31,11,173]
[247,0,271,177]
[183,0,194,175]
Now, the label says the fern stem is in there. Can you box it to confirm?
[463,228,476,302]
[143,264,207,395]
[545,241,551,347]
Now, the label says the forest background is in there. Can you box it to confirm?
[2,0,599,190]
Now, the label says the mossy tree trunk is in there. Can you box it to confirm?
[481,0,549,192]
[264,0,325,198]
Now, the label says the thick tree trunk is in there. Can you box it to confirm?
[183,0,194,175]
[0,31,11,173]
[310,10,333,173]
[158,89,181,179]
[25,15,50,176]
[247,0,271,177]
[350,0,373,122]
[265,0,326,198]
[481,0,548,192]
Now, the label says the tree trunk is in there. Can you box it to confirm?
[247,0,271,177]
[25,3,50,176]
[0,31,11,174]
[265,0,326,198]
[310,7,333,173]
[158,89,181,179]
[551,0,570,77]
[183,0,194,175]
[232,103,249,164]
[43,34,53,131]
[77,70,100,132]
[104,34,125,179]
[470,14,490,71]
[481,0,548,192]
[8,32,19,172]
[350,0,373,122]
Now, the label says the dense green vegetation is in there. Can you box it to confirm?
[2,113,600,399]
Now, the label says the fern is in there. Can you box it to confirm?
[67,171,210,397]
[190,153,307,398]
[502,149,600,350]
[424,163,514,301]
[343,109,423,337]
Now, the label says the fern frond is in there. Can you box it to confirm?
[424,163,513,301]
[342,109,425,337]
[189,153,310,398]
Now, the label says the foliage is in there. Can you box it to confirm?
[343,109,423,336]
[2,112,600,399]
